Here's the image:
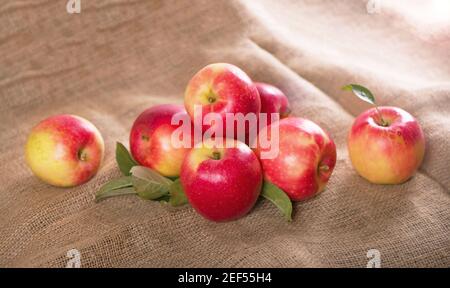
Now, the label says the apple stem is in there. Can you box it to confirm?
[207,89,217,104]
[319,164,329,172]
[211,151,221,160]
[374,106,388,127]
[78,149,88,161]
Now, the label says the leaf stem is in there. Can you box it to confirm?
[95,187,137,202]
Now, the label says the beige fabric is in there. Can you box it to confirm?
[0,0,449,267]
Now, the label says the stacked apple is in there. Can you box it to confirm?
[24,63,425,223]
[102,63,337,222]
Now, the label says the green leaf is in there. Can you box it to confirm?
[116,142,138,176]
[168,178,188,207]
[157,195,171,203]
[95,176,135,202]
[342,84,376,105]
[131,166,173,200]
[261,181,292,221]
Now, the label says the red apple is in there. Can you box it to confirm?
[25,114,104,187]
[184,63,260,141]
[255,117,336,201]
[348,106,425,184]
[130,104,192,178]
[180,139,262,222]
[255,82,290,127]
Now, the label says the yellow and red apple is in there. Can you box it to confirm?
[25,114,105,187]
[255,117,337,201]
[348,106,425,184]
[180,139,262,222]
[184,63,260,141]
[129,104,192,178]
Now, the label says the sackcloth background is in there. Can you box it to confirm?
[0,0,449,267]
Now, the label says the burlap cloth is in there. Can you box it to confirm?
[0,0,449,267]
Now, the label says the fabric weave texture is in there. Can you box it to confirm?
[0,0,449,267]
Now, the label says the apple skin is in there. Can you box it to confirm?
[130,104,192,178]
[180,139,262,222]
[348,106,425,184]
[184,63,261,138]
[255,117,337,201]
[255,82,290,125]
[25,114,104,187]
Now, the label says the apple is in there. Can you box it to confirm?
[255,117,336,201]
[25,114,104,187]
[348,106,425,184]
[255,82,290,127]
[180,138,262,222]
[184,63,260,141]
[130,104,192,178]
